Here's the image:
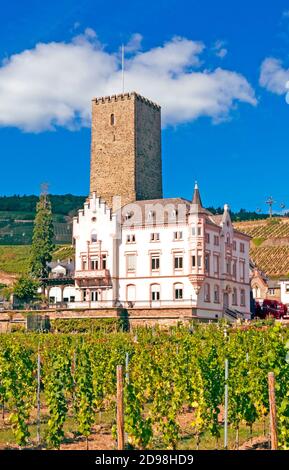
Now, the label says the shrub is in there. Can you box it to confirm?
[50,318,124,334]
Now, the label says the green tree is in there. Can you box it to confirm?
[13,276,39,302]
[30,193,55,278]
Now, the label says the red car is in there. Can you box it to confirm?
[259,299,288,319]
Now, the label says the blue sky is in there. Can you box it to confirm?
[1,0,289,212]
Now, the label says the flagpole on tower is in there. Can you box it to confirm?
[121,44,125,93]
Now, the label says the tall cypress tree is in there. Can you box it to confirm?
[30,192,55,279]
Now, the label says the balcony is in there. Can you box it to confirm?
[74,269,112,288]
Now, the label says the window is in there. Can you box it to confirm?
[127,254,136,272]
[286,284,289,293]
[192,226,196,236]
[226,234,231,245]
[151,255,160,271]
[91,291,98,302]
[126,234,136,243]
[197,255,202,268]
[240,289,245,306]
[205,253,210,273]
[151,284,160,301]
[192,255,196,268]
[102,255,107,270]
[239,261,245,281]
[226,259,231,275]
[214,235,219,246]
[205,233,210,243]
[173,231,183,240]
[204,283,210,302]
[214,285,220,303]
[110,113,115,125]
[150,233,160,242]
[233,241,237,250]
[240,243,245,253]
[82,259,87,270]
[232,288,237,305]
[91,231,97,243]
[213,255,219,275]
[174,254,183,270]
[83,291,87,302]
[232,260,237,278]
[197,226,202,236]
[127,284,136,302]
[253,285,260,299]
[91,259,99,270]
[174,283,183,300]
[268,288,275,295]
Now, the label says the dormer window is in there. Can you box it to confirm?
[125,211,133,220]
[110,113,115,125]
[172,209,177,218]
[148,210,155,220]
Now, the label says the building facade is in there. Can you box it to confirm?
[72,187,251,318]
[71,92,251,319]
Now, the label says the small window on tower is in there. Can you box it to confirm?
[110,113,115,126]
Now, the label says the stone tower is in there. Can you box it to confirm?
[90,92,162,209]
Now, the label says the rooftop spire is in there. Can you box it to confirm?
[192,181,203,208]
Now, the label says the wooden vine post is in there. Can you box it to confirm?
[268,372,278,450]
[117,365,125,450]
[36,348,41,446]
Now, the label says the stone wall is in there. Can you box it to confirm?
[0,306,199,330]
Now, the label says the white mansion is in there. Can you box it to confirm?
[48,92,251,319]
[71,186,251,319]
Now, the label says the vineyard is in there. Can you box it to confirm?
[233,218,289,276]
[250,246,289,277]
[234,218,289,240]
[1,323,289,450]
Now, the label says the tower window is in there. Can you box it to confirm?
[110,113,115,125]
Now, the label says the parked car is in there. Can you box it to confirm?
[256,299,288,319]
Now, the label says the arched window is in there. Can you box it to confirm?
[151,284,160,302]
[110,113,115,125]
[214,285,220,303]
[126,284,136,302]
[174,283,183,300]
[204,283,210,302]
[253,284,260,299]
[232,287,238,305]
[91,231,97,243]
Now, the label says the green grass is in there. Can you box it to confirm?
[252,237,265,247]
[0,246,31,274]
[0,245,74,276]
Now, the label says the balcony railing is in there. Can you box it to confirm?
[74,269,110,279]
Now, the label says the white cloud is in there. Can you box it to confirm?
[0,30,256,132]
[213,40,228,59]
[259,57,289,94]
[125,33,143,53]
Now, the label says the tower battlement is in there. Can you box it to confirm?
[92,92,161,110]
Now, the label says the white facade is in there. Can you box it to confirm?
[72,187,251,319]
[279,280,289,305]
